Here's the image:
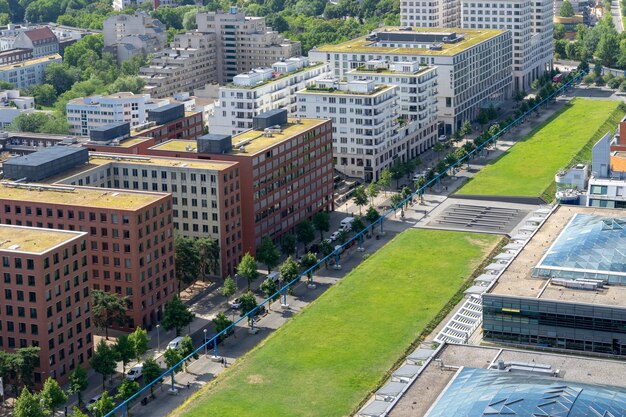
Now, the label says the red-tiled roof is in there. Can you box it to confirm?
[24,27,57,43]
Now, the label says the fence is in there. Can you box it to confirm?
[105,69,586,417]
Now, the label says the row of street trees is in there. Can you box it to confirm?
[174,235,221,294]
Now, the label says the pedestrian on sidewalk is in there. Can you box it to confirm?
[221,357,225,367]
[187,382,190,389]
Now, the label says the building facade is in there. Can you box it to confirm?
[0,182,176,330]
[0,225,92,386]
[0,48,33,66]
[208,57,330,136]
[11,27,59,58]
[0,90,35,130]
[56,155,243,277]
[140,32,217,99]
[308,28,512,134]
[0,54,62,89]
[400,0,462,27]
[196,8,301,84]
[103,12,167,63]
[66,92,170,137]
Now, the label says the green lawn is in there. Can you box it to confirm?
[174,230,500,417]
[458,99,625,198]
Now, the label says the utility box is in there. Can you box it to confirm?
[252,109,288,131]
[3,146,88,181]
[89,122,130,142]
[197,134,232,154]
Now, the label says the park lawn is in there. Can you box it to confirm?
[174,229,500,417]
[458,99,625,197]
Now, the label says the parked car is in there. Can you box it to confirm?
[413,173,426,181]
[230,298,242,309]
[338,217,355,231]
[267,271,280,283]
[438,134,447,142]
[126,363,143,381]
[87,394,102,410]
[329,231,341,242]
[167,337,184,350]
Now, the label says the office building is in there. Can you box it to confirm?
[208,57,330,136]
[146,110,334,253]
[103,12,167,63]
[140,32,217,99]
[0,48,33,66]
[196,8,301,84]
[400,0,461,27]
[0,54,62,89]
[55,154,243,277]
[11,27,59,58]
[0,181,175,330]
[0,90,35,130]
[296,79,403,181]
[483,205,626,356]
[66,92,170,137]
[0,225,92,386]
[309,28,512,134]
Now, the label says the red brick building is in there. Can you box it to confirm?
[0,225,92,386]
[0,183,175,330]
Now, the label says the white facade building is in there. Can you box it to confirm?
[208,57,330,136]
[309,28,512,134]
[401,0,462,27]
[296,79,404,181]
[461,0,553,92]
[66,92,169,137]
[0,90,35,130]
[0,54,62,89]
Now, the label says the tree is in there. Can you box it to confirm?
[256,236,280,274]
[433,141,445,158]
[141,358,162,397]
[237,252,258,290]
[128,327,150,363]
[366,181,379,206]
[351,217,366,234]
[260,277,278,303]
[163,348,183,373]
[220,276,237,304]
[390,194,404,214]
[14,388,45,417]
[90,391,115,417]
[366,206,381,223]
[29,84,56,107]
[162,296,193,337]
[114,335,134,376]
[116,379,139,408]
[239,291,258,324]
[195,237,220,281]
[90,340,117,390]
[559,0,575,17]
[175,235,200,294]
[352,185,368,215]
[40,377,68,417]
[13,346,40,390]
[460,120,473,137]
[280,234,296,256]
[72,407,89,417]
[8,113,68,135]
[377,168,392,196]
[279,256,300,288]
[389,161,405,187]
[43,63,80,95]
[597,33,620,67]
[92,289,128,339]
[180,335,197,361]
[213,312,233,340]
[68,366,89,407]
[312,211,330,240]
[296,220,315,252]
[299,252,318,285]
[319,239,334,267]
[106,76,145,94]
[337,229,349,245]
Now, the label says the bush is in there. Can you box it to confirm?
[595,77,606,86]
[608,76,623,89]
[619,80,626,92]
[582,74,597,84]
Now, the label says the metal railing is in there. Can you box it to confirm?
[105,69,585,417]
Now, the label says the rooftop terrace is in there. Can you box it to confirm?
[0,53,61,70]
[489,206,626,307]
[313,27,505,57]
[0,182,167,210]
[0,225,85,254]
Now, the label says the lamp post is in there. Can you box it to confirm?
[156,324,160,352]
[203,329,208,357]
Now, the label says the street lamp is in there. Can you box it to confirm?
[156,324,161,352]
[203,329,208,357]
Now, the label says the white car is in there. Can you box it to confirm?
[126,363,143,381]
[438,134,447,142]
[230,298,242,309]
[329,231,341,242]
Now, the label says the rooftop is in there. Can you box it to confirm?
[151,118,328,156]
[24,27,57,43]
[224,62,327,90]
[489,206,626,307]
[0,182,167,210]
[313,27,505,57]
[0,53,61,70]
[301,83,394,95]
[0,224,84,254]
[389,344,626,417]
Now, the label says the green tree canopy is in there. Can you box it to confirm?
[279,255,300,286]
[296,220,315,251]
[114,335,134,375]
[366,181,379,206]
[14,388,45,417]
[90,340,117,390]
[174,235,200,293]
[352,185,368,215]
[141,358,162,397]
[162,296,193,337]
[91,289,128,339]
[237,252,258,290]
[195,237,220,281]
[256,236,280,274]
[68,366,89,407]
[91,391,115,417]
[220,275,237,303]
[163,346,183,373]
[280,234,297,256]
[116,379,140,404]
[560,0,575,17]
[239,291,258,323]
[40,376,68,416]
[127,327,150,363]
[312,211,330,240]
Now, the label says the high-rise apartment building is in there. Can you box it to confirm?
[140,32,218,99]
[401,0,462,27]
[66,92,170,137]
[461,0,553,91]
[0,225,92,386]
[196,8,301,84]
[309,28,512,134]
[208,57,330,136]
[103,12,167,63]
[0,182,175,330]
[55,154,243,277]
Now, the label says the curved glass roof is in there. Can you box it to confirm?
[533,213,626,284]
[425,367,626,417]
